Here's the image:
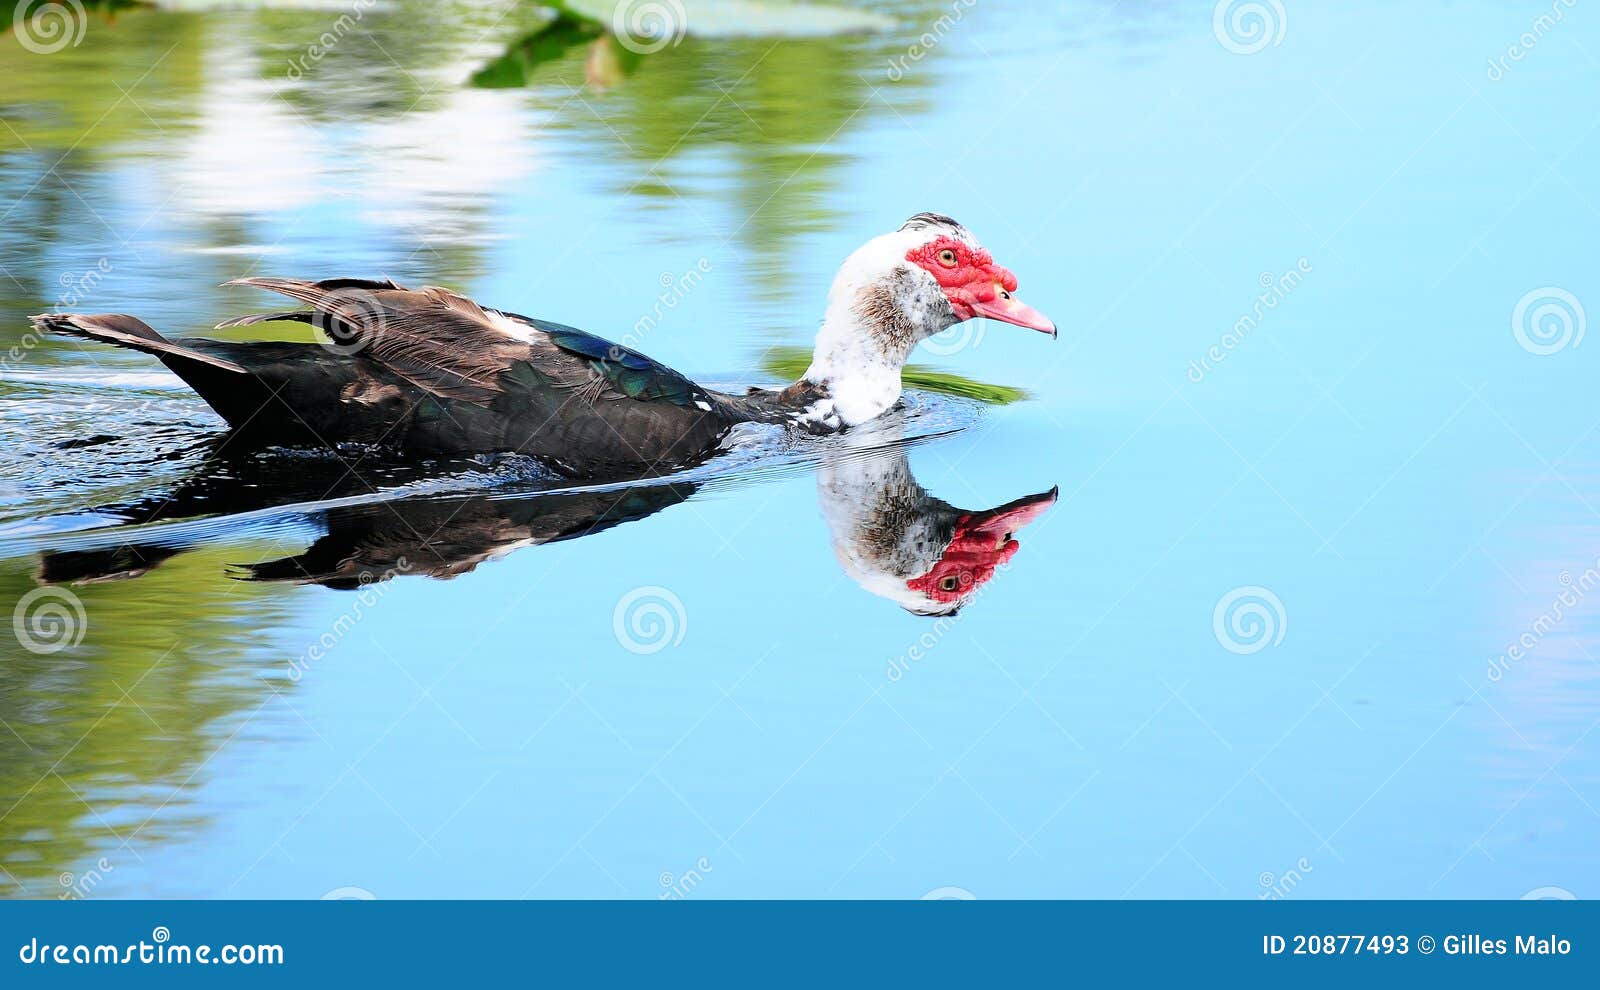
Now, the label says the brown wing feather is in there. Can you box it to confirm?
[224,277,525,405]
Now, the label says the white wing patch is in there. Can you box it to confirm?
[486,309,539,342]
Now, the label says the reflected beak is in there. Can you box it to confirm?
[903,485,1058,605]
[970,291,1057,338]
[966,486,1060,541]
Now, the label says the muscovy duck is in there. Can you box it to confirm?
[31,213,1054,478]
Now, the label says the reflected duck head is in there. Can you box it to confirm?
[901,488,1059,615]
[822,447,1058,618]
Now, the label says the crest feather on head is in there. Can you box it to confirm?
[899,212,976,246]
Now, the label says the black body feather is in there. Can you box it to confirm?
[32,278,785,478]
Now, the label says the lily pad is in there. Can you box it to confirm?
[760,346,1031,405]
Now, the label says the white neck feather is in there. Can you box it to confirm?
[797,230,955,429]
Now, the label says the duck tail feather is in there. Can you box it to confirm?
[31,313,247,374]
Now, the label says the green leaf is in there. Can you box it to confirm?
[469,11,602,88]
[760,346,1031,405]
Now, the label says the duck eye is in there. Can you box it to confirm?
[939,575,961,592]
[937,249,958,267]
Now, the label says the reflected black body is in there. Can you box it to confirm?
[30,436,1055,612]
[237,484,696,589]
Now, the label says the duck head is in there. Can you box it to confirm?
[794,213,1055,430]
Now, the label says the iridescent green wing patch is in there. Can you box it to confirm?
[528,318,712,409]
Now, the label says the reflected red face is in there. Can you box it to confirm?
[905,237,1056,336]
[904,494,1058,605]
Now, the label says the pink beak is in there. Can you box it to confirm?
[970,294,1057,338]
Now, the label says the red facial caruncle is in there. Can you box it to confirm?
[904,518,1021,604]
[905,236,1056,337]
[903,491,1058,605]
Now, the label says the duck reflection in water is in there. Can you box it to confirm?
[36,438,1055,616]
[817,427,1056,617]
